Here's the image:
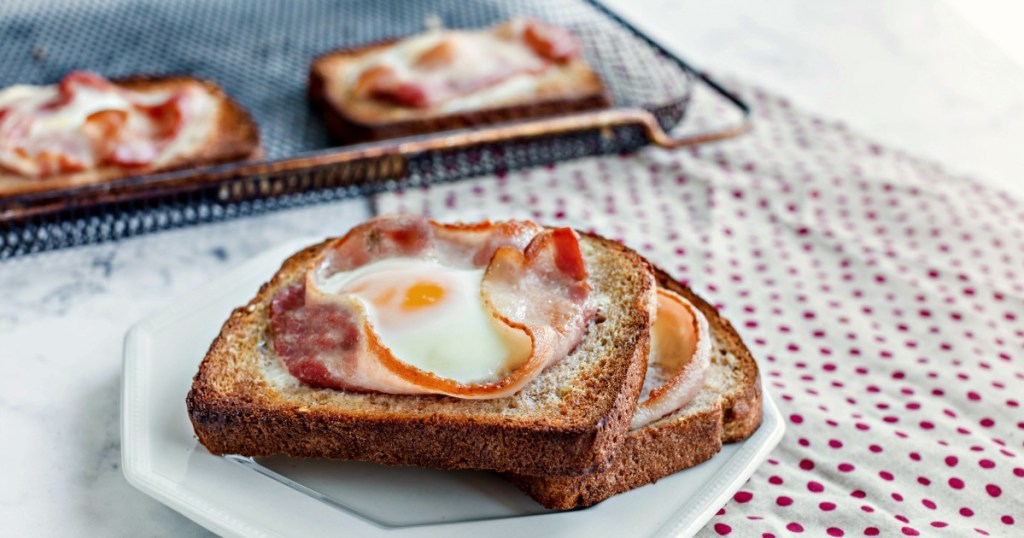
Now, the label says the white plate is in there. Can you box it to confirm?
[122,238,785,538]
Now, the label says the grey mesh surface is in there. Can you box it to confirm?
[0,0,693,258]
[1,0,690,159]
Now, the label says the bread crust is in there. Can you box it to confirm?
[661,270,762,445]
[505,266,763,509]
[187,234,654,476]
[0,76,262,197]
[308,38,612,144]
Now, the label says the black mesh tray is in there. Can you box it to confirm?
[0,0,749,258]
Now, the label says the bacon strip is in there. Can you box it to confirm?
[355,18,583,109]
[521,19,582,62]
[0,71,200,178]
[269,215,596,399]
[629,288,712,429]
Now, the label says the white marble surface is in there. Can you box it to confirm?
[2,1,1023,536]
[0,201,375,536]
[608,0,1024,200]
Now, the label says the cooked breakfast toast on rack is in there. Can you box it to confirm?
[0,71,261,196]
[309,18,611,144]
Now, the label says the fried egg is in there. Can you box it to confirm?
[314,257,530,383]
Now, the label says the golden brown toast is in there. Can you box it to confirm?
[187,233,655,476]
[505,266,763,509]
[308,37,611,144]
[0,76,262,197]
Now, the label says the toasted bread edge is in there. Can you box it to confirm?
[308,39,612,145]
[505,266,764,509]
[187,233,652,476]
[0,75,262,197]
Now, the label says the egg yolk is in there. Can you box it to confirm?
[312,258,533,384]
[402,281,446,310]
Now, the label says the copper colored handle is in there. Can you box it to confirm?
[643,69,753,149]
[635,107,752,149]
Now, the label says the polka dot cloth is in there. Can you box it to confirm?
[374,79,1023,536]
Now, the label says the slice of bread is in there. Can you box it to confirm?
[0,76,262,197]
[187,233,655,476]
[308,38,611,145]
[505,267,762,509]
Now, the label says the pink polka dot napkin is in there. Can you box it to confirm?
[373,79,1023,536]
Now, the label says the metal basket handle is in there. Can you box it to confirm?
[584,0,752,149]
[384,72,752,154]
[635,70,752,148]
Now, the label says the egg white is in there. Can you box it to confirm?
[343,28,546,113]
[315,257,528,384]
[0,81,217,172]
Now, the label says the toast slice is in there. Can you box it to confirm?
[187,233,655,476]
[505,267,763,509]
[309,33,611,144]
[0,76,262,197]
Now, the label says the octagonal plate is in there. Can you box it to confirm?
[122,237,784,538]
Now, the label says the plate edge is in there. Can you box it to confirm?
[654,384,786,537]
[119,241,324,538]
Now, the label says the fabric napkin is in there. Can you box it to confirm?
[374,78,1023,536]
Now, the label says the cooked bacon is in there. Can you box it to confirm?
[270,283,366,391]
[379,82,434,109]
[34,149,88,176]
[140,89,189,136]
[316,214,435,273]
[481,229,595,367]
[108,89,190,167]
[630,288,712,429]
[54,71,115,107]
[0,71,198,178]
[353,65,395,97]
[269,215,596,399]
[521,19,581,63]
[83,109,129,165]
[356,18,581,109]
[108,139,161,168]
[433,219,543,265]
[547,227,589,282]
[414,38,459,69]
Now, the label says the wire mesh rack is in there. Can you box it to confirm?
[0,0,749,258]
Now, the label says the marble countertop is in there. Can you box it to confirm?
[610,0,1024,200]
[2,1,1022,536]
[1,200,374,536]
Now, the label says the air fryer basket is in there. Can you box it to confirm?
[0,0,749,258]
